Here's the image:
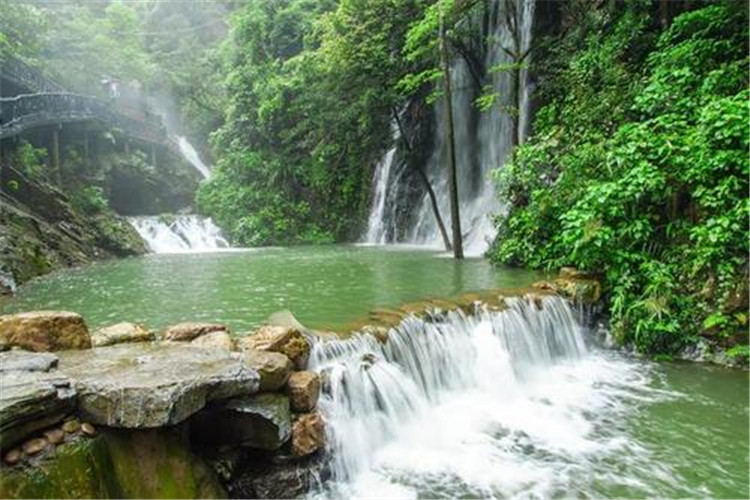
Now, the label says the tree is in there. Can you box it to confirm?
[439,13,463,258]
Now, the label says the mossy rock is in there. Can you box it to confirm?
[0,429,226,499]
[0,436,121,499]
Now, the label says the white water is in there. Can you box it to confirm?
[364,0,535,256]
[128,215,230,253]
[310,296,676,498]
[364,146,398,244]
[177,135,211,179]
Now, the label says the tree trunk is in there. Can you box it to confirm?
[440,15,464,259]
[392,108,452,252]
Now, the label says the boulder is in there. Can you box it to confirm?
[0,311,91,352]
[0,366,75,449]
[291,411,325,457]
[91,322,153,347]
[0,351,58,373]
[554,276,602,304]
[190,330,236,351]
[192,393,291,451]
[163,322,228,342]
[228,453,330,499]
[559,267,595,280]
[238,326,310,370]
[56,343,260,428]
[285,371,320,412]
[243,349,293,392]
[0,429,226,499]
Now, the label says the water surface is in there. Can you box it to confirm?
[1,245,540,332]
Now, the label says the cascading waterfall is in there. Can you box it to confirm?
[309,295,665,498]
[364,0,535,256]
[128,215,230,253]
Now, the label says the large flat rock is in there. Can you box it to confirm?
[0,352,75,449]
[56,343,260,428]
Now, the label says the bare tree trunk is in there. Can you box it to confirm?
[440,15,464,259]
[392,108,452,252]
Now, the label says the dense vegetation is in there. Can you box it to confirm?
[196,0,426,245]
[490,1,748,357]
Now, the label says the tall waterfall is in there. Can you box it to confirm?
[363,0,535,256]
[310,295,659,498]
[128,215,229,253]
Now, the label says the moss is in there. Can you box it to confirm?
[0,429,226,499]
[0,436,120,499]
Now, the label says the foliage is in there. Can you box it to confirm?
[71,186,109,215]
[198,0,423,246]
[10,141,48,181]
[490,2,749,355]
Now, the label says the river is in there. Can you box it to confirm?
[1,245,747,499]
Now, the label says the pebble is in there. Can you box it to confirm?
[62,419,81,434]
[81,422,96,436]
[3,449,22,465]
[44,428,65,445]
[21,437,48,455]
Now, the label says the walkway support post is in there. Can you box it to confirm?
[51,125,61,185]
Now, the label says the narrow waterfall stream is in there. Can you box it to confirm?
[128,215,230,253]
[309,296,690,498]
[363,0,536,256]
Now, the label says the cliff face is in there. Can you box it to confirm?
[0,164,146,294]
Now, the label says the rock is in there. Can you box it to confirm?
[291,411,325,457]
[559,267,596,280]
[0,369,75,449]
[238,326,310,370]
[531,280,556,292]
[22,437,48,455]
[62,419,80,434]
[192,393,291,451]
[81,423,96,437]
[56,342,259,428]
[0,429,226,499]
[229,453,330,499]
[43,429,64,445]
[190,330,236,351]
[361,325,390,343]
[285,371,320,412]
[554,276,602,304]
[0,351,58,372]
[91,322,153,347]
[3,449,21,466]
[0,311,91,352]
[163,322,228,342]
[243,349,293,392]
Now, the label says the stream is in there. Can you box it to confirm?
[1,245,747,499]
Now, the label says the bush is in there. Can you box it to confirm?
[490,3,749,355]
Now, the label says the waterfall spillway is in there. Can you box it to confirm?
[176,135,212,179]
[128,215,230,253]
[363,0,535,256]
[310,295,658,498]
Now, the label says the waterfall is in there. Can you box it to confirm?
[128,215,230,253]
[363,0,535,256]
[176,135,211,179]
[364,147,398,244]
[309,295,658,498]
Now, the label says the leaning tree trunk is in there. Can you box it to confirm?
[392,108,452,252]
[439,15,464,259]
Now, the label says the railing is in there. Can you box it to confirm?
[1,56,66,94]
[0,93,167,143]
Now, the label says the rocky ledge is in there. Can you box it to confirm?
[0,312,327,499]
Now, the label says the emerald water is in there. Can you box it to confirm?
[2,245,747,499]
[0,245,540,332]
